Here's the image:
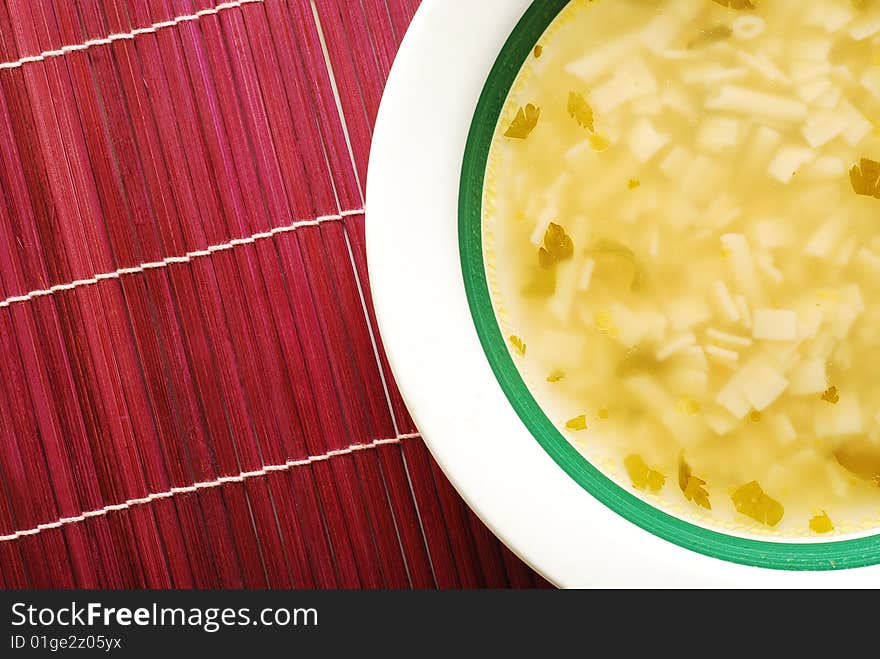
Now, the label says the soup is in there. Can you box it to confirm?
[485,0,880,535]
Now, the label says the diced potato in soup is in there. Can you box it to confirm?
[484,0,880,534]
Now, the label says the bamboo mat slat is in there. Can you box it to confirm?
[0,0,550,589]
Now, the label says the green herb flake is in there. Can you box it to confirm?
[625,455,666,493]
[565,415,588,432]
[504,104,541,140]
[821,386,840,404]
[810,511,834,534]
[509,335,527,356]
[539,223,575,269]
[547,370,566,383]
[731,481,784,527]
[678,454,711,510]
[849,158,880,198]
[567,91,595,132]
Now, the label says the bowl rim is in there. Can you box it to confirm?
[367,0,880,586]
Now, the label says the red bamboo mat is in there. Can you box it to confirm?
[0,0,550,589]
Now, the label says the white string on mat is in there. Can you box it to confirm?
[0,0,266,71]
[0,209,364,310]
[310,3,438,587]
[0,432,421,543]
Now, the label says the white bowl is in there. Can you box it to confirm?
[366,0,880,587]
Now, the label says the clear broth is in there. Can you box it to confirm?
[486,0,880,535]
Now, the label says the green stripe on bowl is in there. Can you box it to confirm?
[458,0,880,571]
